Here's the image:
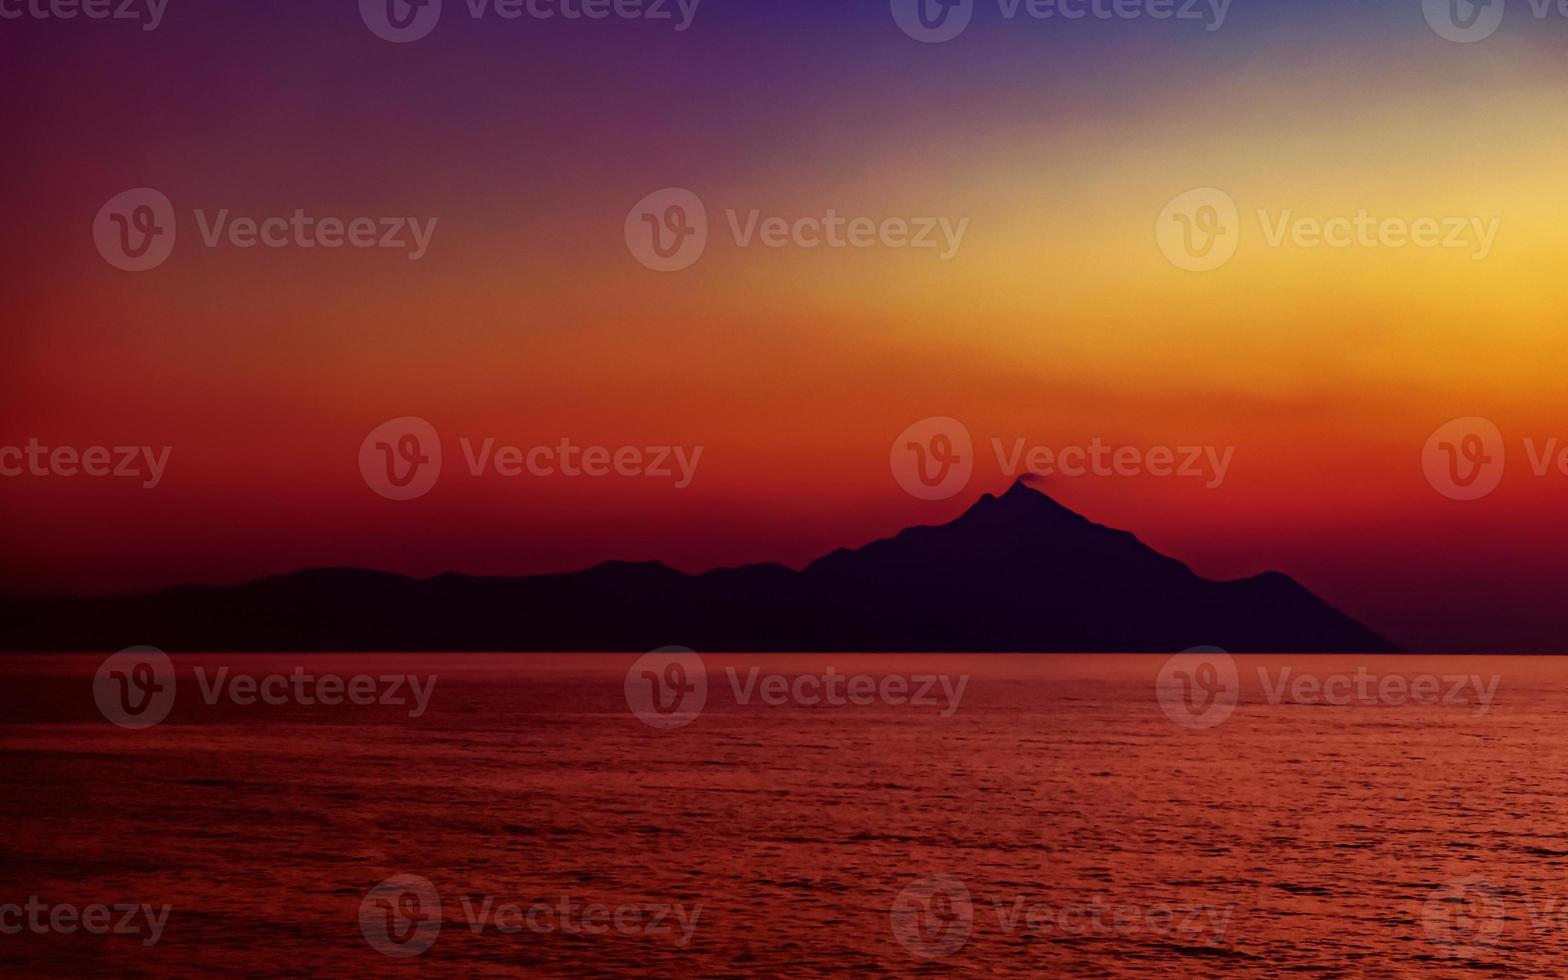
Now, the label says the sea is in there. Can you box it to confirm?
[2,652,1565,977]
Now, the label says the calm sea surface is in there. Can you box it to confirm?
[3,653,1567,977]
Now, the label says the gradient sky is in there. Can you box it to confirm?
[4,1,1568,650]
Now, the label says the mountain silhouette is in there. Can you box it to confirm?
[0,480,1394,652]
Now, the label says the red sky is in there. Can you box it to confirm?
[4,2,1568,651]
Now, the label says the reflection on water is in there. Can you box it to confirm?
[2,653,1566,977]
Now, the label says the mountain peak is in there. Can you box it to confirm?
[960,476,1079,525]
[1001,475,1057,503]
[992,475,1031,498]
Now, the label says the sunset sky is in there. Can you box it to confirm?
[4,1,1568,650]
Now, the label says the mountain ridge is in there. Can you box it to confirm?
[0,481,1396,652]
